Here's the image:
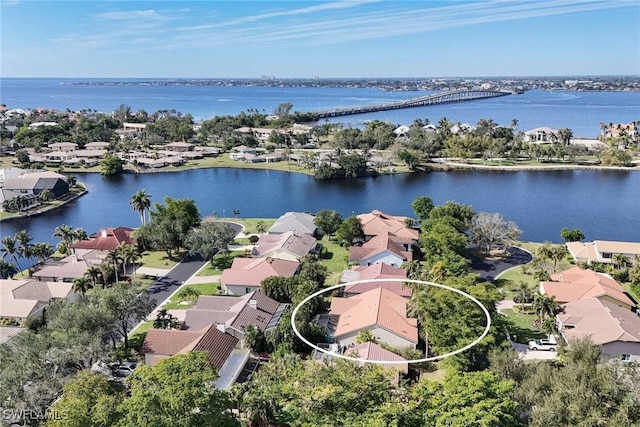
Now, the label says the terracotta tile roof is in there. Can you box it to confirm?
[252,231,317,259]
[357,210,419,241]
[593,240,640,256]
[342,264,411,297]
[71,227,136,251]
[346,341,409,373]
[330,288,418,344]
[557,298,640,345]
[182,310,236,331]
[542,267,635,307]
[221,257,299,287]
[142,325,238,371]
[349,234,413,263]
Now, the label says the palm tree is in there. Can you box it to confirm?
[15,230,34,276]
[130,190,152,225]
[53,225,75,255]
[85,266,102,288]
[99,263,114,288]
[118,243,139,276]
[31,242,54,264]
[612,253,630,270]
[176,287,202,303]
[516,281,532,312]
[1,236,22,274]
[549,245,568,273]
[0,260,18,279]
[38,189,55,203]
[105,249,123,283]
[72,277,92,295]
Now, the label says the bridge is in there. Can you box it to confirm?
[316,89,513,119]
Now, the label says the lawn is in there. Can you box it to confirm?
[501,308,545,343]
[318,236,349,274]
[223,218,277,235]
[161,282,220,310]
[139,250,187,269]
[197,250,244,276]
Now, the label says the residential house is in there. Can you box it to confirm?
[357,210,419,249]
[229,145,258,160]
[603,122,638,141]
[556,298,640,362]
[566,240,640,265]
[220,257,300,295]
[349,233,413,267]
[523,127,558,143]
[71,227,136,252]
[48,142,78,152]
[268,211,318,236]
[165,142,195,152]
[0,278,73,321]
[141,324,248,390]
[32,249,105,282]
[84,141,110,150]
[2,171,70,199]
[340,263,410,298]
[540,267,635,311]
[251,231,319,262]
[329,287,419,348]
[182,291,289,344]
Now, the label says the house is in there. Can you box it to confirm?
[48,142,78,152]
[349,233,413,267]
[0,278,74,321]
[229,145,258,160]
[340,263,410,298]
[566,240,640,265]
[268,211,317,236]
[141,324,248,390]
[357,210,419,248]
[84,141,110,150]
[450,123,475,135]
[540,267,635,311]
[251,231,319,262]
[523,127,558,143]
[182,291,289,343]
[32,249,106,282]
[71,227,136,252]
[556,298,640,362]
[220,257,300,295]
[329,287,418,348]
[603,122,638,141]
[165,142,195,152]
[2,171,70,199]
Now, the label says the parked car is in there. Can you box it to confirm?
[528,339,556,351]
[112,361,138,377]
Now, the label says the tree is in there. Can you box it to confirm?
[232,209,240,218]
[119,352,239,427]
[72,276,93,295]
[560,227,585,242]
[556,127,573,145]
[412,195,434,224]
[1,235,22,273]
[273,102,293,117]
[336,216,364,247]
[97,283,155,349]
[153,308,179,329]
[175,286,202,303]
[356,329,377,344]
[84,266,102,288]
[548,245,568,273]
[245,324,270,353]
[612,253,631,270]
[130,189,152,225]
[516,281,532,311]
[468,212,522,252]
[0,259,18,278]
[47,370,124,427]
[38,188,55,202]
[397,148,421,169]
[100,154,124,176]
[185,221,236,265]
[255,220,268,234]
[313,209,343,236]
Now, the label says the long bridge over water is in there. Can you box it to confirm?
[316,89,514,118]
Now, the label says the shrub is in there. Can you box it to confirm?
[248,235,259,244]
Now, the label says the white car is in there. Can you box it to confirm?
[528,339,557,351]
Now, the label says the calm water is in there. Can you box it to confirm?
[2,78,639,138]
[2,168,639,247]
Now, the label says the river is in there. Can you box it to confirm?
[2,168,639,247]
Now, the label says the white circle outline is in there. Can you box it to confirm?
[291,278,492,364]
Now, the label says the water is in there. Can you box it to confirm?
[1,78,639,138]
[2,168,638,248]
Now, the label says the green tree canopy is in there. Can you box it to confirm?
[313,209,343,236]
[336,216,365,247]
[100,154,124,176]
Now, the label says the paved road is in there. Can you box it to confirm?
[468,246,533,282]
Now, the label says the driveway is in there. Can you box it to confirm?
[468,246,533,282]
[511,342,558,360]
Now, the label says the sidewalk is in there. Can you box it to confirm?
[135,266,172,277]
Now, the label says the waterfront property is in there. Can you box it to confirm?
[251,231,320,262]
[357,210,419,248]
[268,211,318,236]
[0,169,70,211]
[71,227,136,251]
[0,278,73,321]
[566,240,640,265]
[220,257,300,295]
[349,233,413,267]
[340,263,410,298]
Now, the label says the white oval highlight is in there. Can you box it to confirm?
[291,278,491,364]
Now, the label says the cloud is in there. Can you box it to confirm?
[94,9,174,21]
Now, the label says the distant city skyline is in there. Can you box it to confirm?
[1,0,639,78]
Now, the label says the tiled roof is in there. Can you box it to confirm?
[71,227,136,251]
[357,210,419,241]
[346,341,409,373]
[330,288,418,344]
[252,231,317,259]
[542,267,635,307]
[342,264,411,297]
[221,257,299,287]
[141,329,205,358]
[182,310,236,331]
[594,240,640,256]
[349,234,413,263]
[187,326,239,371]
[557,298,640,345]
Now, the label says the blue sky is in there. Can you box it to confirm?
[1,0,639,78]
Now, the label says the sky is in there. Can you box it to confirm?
[1,0,639,78]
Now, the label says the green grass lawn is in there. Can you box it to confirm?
[161,282,220,310]
[222,218,276,235]
[501,308,546,343]
[139,250,187,269]
[197,250,245,276]
[318,236,349,274]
